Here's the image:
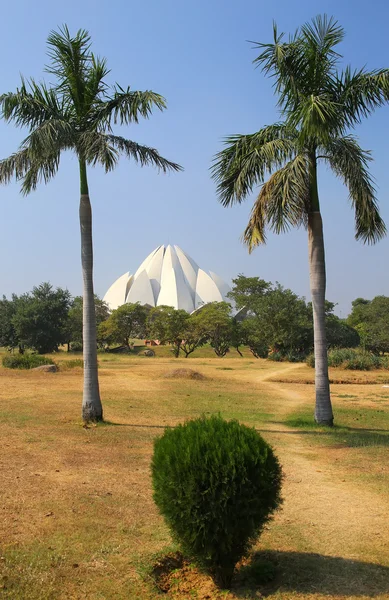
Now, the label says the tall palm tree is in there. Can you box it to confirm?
[212,15,388,425]
[0,26,181,422]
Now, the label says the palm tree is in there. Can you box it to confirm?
[212,15,388,425]
[0,26,181,422]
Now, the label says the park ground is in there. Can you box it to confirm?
[0,349,388,599]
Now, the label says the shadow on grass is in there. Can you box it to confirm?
[260,422,389,447]
[98,420,170,429]
[233,550,389,598]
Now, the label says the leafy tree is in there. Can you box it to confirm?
[348,296,389,354]
[147,306,189,357]
[67,295,110,350]
[12,283,71,354]
[325,315,360,349]
[238,318,269,358]
[193,302,233,357]
[230,276,312,357]
[212,16,388,425]
[180,315,207,358]
[228,275,271,314]
[0,27,181,422]
[0,295,20,352]
[98,302,149,348]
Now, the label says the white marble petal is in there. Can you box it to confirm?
[134,245,161,279]
[126,269,155,307]
[146,245,165,303]
[103,272,132,310]
[195,268,224,307]
[174,245,199,301]
[209,271,231,301]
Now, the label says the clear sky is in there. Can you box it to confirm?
[0,0,388,317]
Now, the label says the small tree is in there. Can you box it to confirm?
[348,296,389,354]
[180,315,207,358]
[230,277,312,357]
[13,283,71,354]
[239,317,269,358]
[152,415,282,588]
[194,302,233,357]
[147,306,189,357]
[67,295,110,350]
[98,302,149,348]
[0,295,20,352]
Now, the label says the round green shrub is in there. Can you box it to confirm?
[151,415,282,588]
[2,353,55,370]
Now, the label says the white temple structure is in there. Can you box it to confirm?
[103,244,230,313]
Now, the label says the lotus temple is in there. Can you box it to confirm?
[103,244,231,313]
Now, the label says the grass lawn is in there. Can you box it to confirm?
[0,352,388,599]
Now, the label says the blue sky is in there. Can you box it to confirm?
[0,0,388,317]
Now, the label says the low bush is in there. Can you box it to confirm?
[2,353,55,370]
[61,359,84,370]
[306,353,315,368]
[328,348,356,367]
[306,348,389,370]
[267,351,284,362]
[152,415,282,589]
[69,341,83,352]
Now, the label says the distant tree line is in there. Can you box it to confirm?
[1,276,385,359]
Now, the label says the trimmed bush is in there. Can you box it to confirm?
[152,415,282,588]
[2,353,56,370]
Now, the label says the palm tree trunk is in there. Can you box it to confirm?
[308,154,333,426]
[79,159,103,422]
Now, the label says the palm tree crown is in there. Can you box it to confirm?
[212,15,388,248]
[0,25,181,190]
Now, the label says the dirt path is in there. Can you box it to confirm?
[249,363,389,568]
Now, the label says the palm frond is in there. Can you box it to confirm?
[92,87,167,127]
[46,25,92,114]
[23,119,75,155]
[106,134,182,172]
[20,154,61,195]
[0,147,60,194]
[300,14,344,58]
[211,124,298,207]
[0,149,31,183]
[323,136,386,243]
[243,154,310,251]
[334,66,389,128]
[0,79,69,129]
[78,131,119,172]
[289,93,342,143]
[84,54,110,110]
[252,25,304,111]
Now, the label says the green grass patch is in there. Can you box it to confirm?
[285,405,389,448]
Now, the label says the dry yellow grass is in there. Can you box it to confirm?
[0,354,388,599]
